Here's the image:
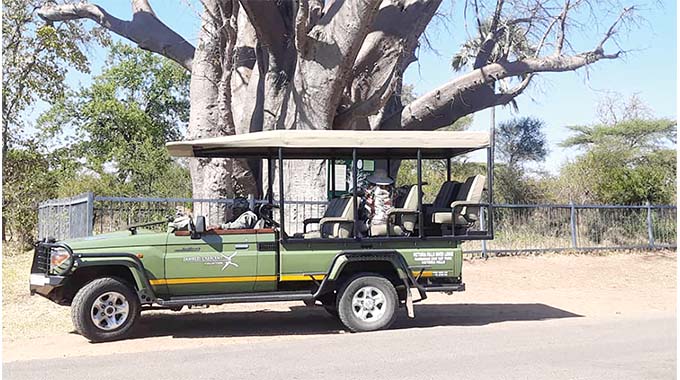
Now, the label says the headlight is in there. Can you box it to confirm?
[50,248,71,272]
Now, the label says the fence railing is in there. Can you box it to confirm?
[37,193,676,254]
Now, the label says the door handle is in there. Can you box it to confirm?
[235,244,249,249]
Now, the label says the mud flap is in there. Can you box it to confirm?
[405,286,415,319]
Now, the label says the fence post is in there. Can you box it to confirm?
[569,202,578,249]
[86,192,95,237]
[646,201,655,248]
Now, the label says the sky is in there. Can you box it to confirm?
[42,0,677,175]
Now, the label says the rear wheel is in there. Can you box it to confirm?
[337,274,398,332]
[71,277,140,342]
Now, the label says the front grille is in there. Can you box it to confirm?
[31,244,51,274]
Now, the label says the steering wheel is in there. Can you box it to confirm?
[256,203,280,228]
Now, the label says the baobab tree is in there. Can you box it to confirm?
[37,0,638,204]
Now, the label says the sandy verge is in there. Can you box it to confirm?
[3,251,675,362]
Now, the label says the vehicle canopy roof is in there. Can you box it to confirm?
[166,130,490,159]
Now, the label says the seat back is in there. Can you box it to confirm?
[320,197,350,237]
[399,185,419,233]
[319,196,355,238]
[433,181,461,209]
[453,175,486,216]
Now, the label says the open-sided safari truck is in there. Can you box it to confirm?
[30,130,494,342]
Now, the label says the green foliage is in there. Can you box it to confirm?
[494,165,550,204]
[2,0,109,151]
[492,116,550,204]
[397,160,486,203]
[2,143,59,248]
[559,148,676,205]
[39,43,192,197]
[561,119,676,151]
[3,43,192,247]
[497,117,548,167]
[557,96,676,205]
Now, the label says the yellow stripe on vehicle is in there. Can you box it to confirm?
[149,271,438,286]
[279,274,326,282]
[149,275,277,286]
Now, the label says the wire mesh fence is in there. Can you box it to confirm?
[462,204,676,254]
[38,193,676,254]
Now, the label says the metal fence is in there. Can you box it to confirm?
[38,193,676,254]
[464,203,677,255]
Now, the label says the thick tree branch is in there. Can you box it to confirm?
[37,2,195,71]
[291,0,383,130]
[380,48,622,131]
[295,0,310,52]
[131,0,155,14]
[334,0,442,130]
[238,0,294,64]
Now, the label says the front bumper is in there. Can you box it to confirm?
[29,273,65,296]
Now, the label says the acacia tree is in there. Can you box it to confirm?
[36,0,639,203]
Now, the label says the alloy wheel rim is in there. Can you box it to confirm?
[351,286,387,322]
[90,291,130,331]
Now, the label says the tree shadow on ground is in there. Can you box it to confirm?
[128,303,582,340]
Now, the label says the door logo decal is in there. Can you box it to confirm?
[219,252,239,271]
[182,252,239,271]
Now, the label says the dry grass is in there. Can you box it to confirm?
[2,242,71,341]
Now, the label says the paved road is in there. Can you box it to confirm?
[4,311,675,380]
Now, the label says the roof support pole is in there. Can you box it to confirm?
[446,158,451,182]
[352,149,359,240]
[330,157,336,197]
[267,157,274,204]
[417,149,424,239]
[487,144,495,239]
[278,148,285,240]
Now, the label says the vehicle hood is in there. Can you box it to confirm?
[62,229,168,251]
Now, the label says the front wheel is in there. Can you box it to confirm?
[337,274,398,332]
[71,277,141,342]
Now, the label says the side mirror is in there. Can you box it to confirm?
[191,216,206,239]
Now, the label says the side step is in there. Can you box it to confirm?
[423,283,466,293]
[157,290,315,307]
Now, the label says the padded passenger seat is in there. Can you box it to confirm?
[432,175,486,226]
[302,196,355,239]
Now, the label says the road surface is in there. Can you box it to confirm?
[3,308,675,380]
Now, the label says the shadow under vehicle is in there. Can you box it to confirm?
[30,130,495,342]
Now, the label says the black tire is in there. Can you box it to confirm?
[71,277,140,342]
[337,274,398,332]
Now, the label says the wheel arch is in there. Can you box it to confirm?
[59,255,155,305]
[314,250,414,302]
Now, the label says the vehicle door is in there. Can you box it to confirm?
[164,229,259,296]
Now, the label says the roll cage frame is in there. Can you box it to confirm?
[263,146,495,244]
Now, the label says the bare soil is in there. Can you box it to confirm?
[3,250,675,362]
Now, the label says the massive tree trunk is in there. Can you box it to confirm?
[38,0,632,211]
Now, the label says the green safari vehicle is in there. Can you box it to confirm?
[30,130,494,342]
